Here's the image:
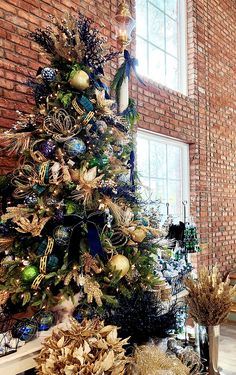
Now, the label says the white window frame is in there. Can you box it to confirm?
[137,130,190,222]
[136,0,188,95]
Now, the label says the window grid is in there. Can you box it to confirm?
[137,131,189,222]
[136,0,187,94]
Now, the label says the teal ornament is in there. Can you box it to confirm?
[64,138,86,158]
[37,238,49,256]
[22,265,39,283]
[89,155,109,169]
[12,318,38,342]
[46,255,59,272]
[53,225,71,246]
[34,311,55,331]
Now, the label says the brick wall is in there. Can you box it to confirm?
[1,0,236,274]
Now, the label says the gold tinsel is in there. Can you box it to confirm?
[127,345,190,375]
[35,319,129,375]
[0,131,32,156]
[82,253,102,274]
[184,266,236,325]
[0,290,10,306]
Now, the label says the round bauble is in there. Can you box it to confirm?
[22,265,39,283]
[24,193,38,207]
[34,311,55,331]
[73,308,84,323]
[69,70,90,91]
[109,254,130,278]
[53,225,71,246]
[46,255,59,272]
[38,139,56,158]
[89,155,109,169]
[12,318,38,342]
[41,67,57,83]
[64,138,86,158]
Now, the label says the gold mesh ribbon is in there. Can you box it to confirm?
[45,236,54,255]
[38,162,50,183]
[72,98,85,115]
[31,274,45,290]
[40,256,48,274]
[83,111,94,125]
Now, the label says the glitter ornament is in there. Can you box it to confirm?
[12,318,38,342]
[69,70,90,91]
[53,226,71,246]
[73,308,84,323]
[41,67,57,83]
[22,265,39,283]
[89,155,109,169]
[24,193,38,207]
[34,311,55,331]
[38,140,56,158]
[64,138,86,158]
[109,254,130,278]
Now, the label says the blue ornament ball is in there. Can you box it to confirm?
[12,318,38,342]
[34,311,55,331]
[64,138,86,158]
[73,308,83,323]
[41,67,57,82]
[38,139,56,158]
[46,255,59,272]
[53,225,71,246]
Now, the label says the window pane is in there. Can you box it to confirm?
[150,141,166,178]
[165,0,177,19]
[137,137,149,177]
[148,3,165,48]
[136,37,148,76]
[168,179,182,218]
[149,46,165,85]
[167,145,181,179]
[150,178,167,203]
[140,177,151,200]
[165,16,178,57]
[166,54,178,90]
[136,0,147,39]
[149,0,165,11]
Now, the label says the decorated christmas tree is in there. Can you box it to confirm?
[0,13,167,321]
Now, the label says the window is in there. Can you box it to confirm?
[136,0,187,94]
[137,131,189,222]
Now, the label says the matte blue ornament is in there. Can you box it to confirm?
[38,140,56,158]
[12,318,38,342]
[53,225,71,246]
[46,255,59,272]
[34,311,55,331]
[41,67,57,83]
[64,138,86,158]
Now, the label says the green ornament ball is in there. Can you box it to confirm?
[22,265,39,283]
[89,155,109,169]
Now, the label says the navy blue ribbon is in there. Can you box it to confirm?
[89,72,110,99]
[64,212,106,263]
[128,150,135,190]
[123,50,145,85]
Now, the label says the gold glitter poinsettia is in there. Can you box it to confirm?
[35,318,130,375]
[82,253,102,274]
[13,214,50,237]
[71,165,104,205]
[1,205,34,222]
[95,89,114,115]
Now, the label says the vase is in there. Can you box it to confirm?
[197,324,221,375]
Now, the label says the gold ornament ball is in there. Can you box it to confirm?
[109,254,130,278]
[69,70,90,91]
[131,228,146,243]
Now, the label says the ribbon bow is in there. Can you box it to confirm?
[128,150,135,190]
[123,49,145,85]
[64,212,106,264]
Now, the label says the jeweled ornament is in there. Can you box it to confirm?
[109,254,130,278]
[12,318,38,342]
[22,265,39,283]
[64,138,86,158]
[38,139,56,158]
[69,70,90,91]
[53,225,71,246]
[41,67,57,83]
[34,311,55,331]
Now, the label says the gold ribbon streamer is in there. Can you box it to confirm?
[38,162,50,183]
[83,111,94,125]
[72,98,85,115]
[31,274,45,290]
[45,237,54,255]
[40,256,48,274]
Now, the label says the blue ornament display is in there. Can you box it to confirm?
[53,225,71,246]
[73,308,83,323]
[12,318,38,342]
[46,255,59,272]
[41,67,57,83]
[38,140,56,158]
[34,311,55,331]
[64,138,86,158]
